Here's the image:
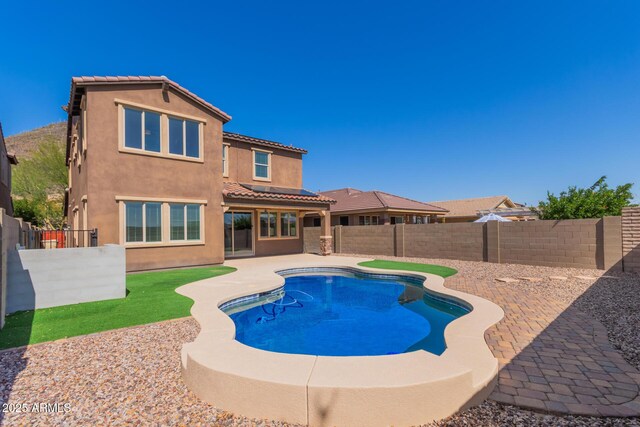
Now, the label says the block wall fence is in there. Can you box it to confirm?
[305,207,640,272]
[623,207,640,273]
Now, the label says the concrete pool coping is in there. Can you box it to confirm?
[177,254,505,426]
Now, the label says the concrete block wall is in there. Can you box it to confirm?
[338,225,395,256]
[602,216,623,271]
[303,226,321,254]
[304,216,626,271]
[6,244,126,313]
[403,223,486,261]
[496,219,602,269]
[622,207,640,273]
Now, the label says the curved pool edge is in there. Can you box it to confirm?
[176,254,505,427]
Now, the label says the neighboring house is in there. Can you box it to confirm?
[304,188,448,227]
[428,195,536,222]
[0,123,18,216]
[65,76,333,271]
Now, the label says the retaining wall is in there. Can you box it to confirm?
[6,244,126,313]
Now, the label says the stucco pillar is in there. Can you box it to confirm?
[319,210,332,256]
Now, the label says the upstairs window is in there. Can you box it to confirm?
[124,107,161,153]
[169,117,200,158]
[222,144,229,176]
[253,150,271,180]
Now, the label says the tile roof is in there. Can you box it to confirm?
[223,132,307,154]
[69,76,231,123]
[320,188,448,213]
[427,195,513,218]
[223,182,334,204]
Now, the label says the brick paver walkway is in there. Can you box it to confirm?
[447,275,640,417]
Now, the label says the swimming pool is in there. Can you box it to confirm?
[223,269,470,357]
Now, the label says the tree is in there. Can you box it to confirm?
[12,138,67,228]
[535,176,634,220]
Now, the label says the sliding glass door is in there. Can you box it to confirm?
[224,211,254,257]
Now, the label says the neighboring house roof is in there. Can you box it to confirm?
[68,76,231,123]
[223,132,307,154]
[223,182,334,205]
[428,195,516,218]
[478,207,537,218]
[320,188,448,214]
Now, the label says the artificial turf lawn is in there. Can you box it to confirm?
[0,266,236,350]
[357,260,458,278]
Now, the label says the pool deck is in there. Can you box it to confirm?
[177,254,504,427]
[448,274,640,417]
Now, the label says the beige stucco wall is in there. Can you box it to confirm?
[71,84,225,271]
[223,137,303,188]
[68,117,89,230]
[254,230,304,257]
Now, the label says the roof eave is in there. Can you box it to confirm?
[71,78,232,123]
[223,132,308,154]
[329,207,447,214]
[223,194,334,205]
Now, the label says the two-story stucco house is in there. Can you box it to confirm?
[0,123,18,216]
[65,76,333,271]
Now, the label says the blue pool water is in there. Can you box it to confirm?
[225,272,470,357]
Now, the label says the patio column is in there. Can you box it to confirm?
[319,210,332,256]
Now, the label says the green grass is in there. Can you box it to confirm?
[0,266,236,350]
[357,260,457,278]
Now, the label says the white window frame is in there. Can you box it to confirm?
[116,99,205,163]
[259,211,278,239]
[122,106,162,153]
[252,148,271,182]
[258,211,300,240]
[124,201,163,244]
[117,196,206,247]
[280,212,297,237]
[81,95,87,155]
[222,143,229,177]
[169,203,202,242]
[168,116,202,159]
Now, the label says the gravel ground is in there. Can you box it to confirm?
[1,256,639,426]
[0,318,303,427]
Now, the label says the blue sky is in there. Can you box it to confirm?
[1,1,639,204]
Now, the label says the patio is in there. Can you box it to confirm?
[1,255,639,426]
